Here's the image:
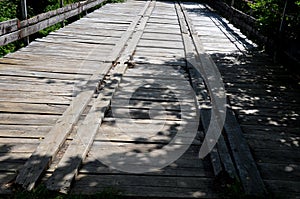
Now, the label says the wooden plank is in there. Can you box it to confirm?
[0,83,75,94]
[175,3,224,177]
[46,64,128,193]
[137,39,184,49]
[0,114,58,126]
[133,56,186,66]
[1,53,102,65]
[96,118,200,144]
[200,109,226,177]
[257,163,300,181]
[180,2,266,194]
[126,64,186,78]
[178,0,228,163]
[201,109,237,179]
[0,143,38,153]
[80,163,209,177]
[113,88,195,100]
[15,61,111,190]
[0,76,79,86]
[110,98,195,111]
[0,125,51,138]
[244,133,300,151]
[224,108,266,195]
[263,180,300,198]
[46,1,155,193]
[135,46,184,55]
[0,94,72,105]
[0,172,16,194]
[72,174,217,198]
[0,19,18,36]
[107,1,152,61]
[0,69,89,80]
[251,149,300,164]
[119,77,191,90]
[0,102,66,115]
[107,107,182,121]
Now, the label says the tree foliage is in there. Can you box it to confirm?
[0,0,82,57]
[248,0,300,39]
[0,0,19,21]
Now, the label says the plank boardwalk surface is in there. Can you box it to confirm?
[0,0,299,198]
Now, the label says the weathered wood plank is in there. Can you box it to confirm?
[257,163,300,181]
[0,114,59,125]
[263,180,300,197]
[224,108,266,194]
[110,98,195,111]
[46,1,155,193]
[96,118,200,144]
[72,174,217,198]
[0,143,38,153]
[0,19,18,36]
[0,102,66,115]
[46,64,128,193]
[0,83,75,94]
[0,94,72,105]
[15,61,111,190]
[0,69,89,80]
[175,3,225,178]
[0,172,16,194]
[0,125,51,138]
[80,163,209,177]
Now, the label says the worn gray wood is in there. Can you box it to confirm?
[224,108,266,194]
[0,102,66,115]
[46,63,129,193]
[0,125,51,138]
[46,1,154,193]
[175,3,225,177]
[179,2,268,196]
[0,19,18,36]
[73,174,217,198]
[15,60,111,190]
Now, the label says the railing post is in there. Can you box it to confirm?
[276,0,288,62]
[60,0,65,27]
[279,0,288,33]
[21,0,29,45]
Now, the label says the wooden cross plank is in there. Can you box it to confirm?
[14,60,111,190]
[45,1,156,193]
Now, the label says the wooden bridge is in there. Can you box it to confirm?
[0,0,299,198]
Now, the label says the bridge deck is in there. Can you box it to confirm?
[0,0,299,198]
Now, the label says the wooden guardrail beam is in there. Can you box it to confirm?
[0,0,106,46]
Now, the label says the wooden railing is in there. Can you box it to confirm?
[209,0,299,66]
[0,0,106,46]
[209,0,269,45]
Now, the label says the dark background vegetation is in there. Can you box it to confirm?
[223,0,300,43]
